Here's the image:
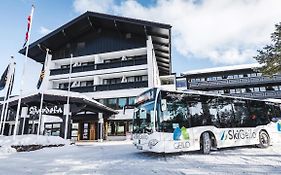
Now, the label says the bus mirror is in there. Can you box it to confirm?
[123,106,126,115]
[161,99,167,111]
[271,117,278,123]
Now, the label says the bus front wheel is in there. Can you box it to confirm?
[201,132,211,154]
[258,131,270,148]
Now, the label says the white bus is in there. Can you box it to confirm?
[132,88,281,154]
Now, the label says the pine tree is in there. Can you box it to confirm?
[254,22,281,76]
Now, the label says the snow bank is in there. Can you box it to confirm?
[0,135,70,153]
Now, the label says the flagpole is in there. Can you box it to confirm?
[64,53,73,139]
[13,5,35,140]
[0,57,15,135]
[37,49,49,136]
[1,58,16,135]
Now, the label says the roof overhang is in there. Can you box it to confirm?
[19,11,172,75]
[1,90,117,115]
[181,63,262,77]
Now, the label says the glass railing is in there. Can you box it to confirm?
[189,75,281,89]
[229,90,281,99]
[50,56,147,76]
[59,81,148,93]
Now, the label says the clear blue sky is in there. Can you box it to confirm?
[2,0,275,97]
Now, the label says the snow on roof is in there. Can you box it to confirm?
[181,63,262,76]
[5,89,117,114]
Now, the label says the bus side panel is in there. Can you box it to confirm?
[267,121,281,144]
[138,129,201,153]
[216,127,263,148]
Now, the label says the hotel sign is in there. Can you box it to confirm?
[29,105,63,115]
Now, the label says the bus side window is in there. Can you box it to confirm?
[217,97,235,128]
[233,99,250,127]
[247,101,268,126]
[202,96,219,127]
[188,100,204,127]
[275,105,281,119]
[266,104,276,122]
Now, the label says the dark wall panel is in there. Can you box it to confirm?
[53,29,146,60]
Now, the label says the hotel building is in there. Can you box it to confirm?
[19,12,172,140]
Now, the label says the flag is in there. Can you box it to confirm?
[23,15,32,48]
[37,64,45,89]
[6,68,15,98]
[0,65,9,91]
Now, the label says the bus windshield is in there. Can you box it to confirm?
[133,88,157,133]
[133,101,155,133]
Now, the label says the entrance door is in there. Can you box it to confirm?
[89,123,96,140]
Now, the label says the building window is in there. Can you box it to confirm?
[81,62,88,66]
[272,86,279,91]
[128,97,135,106]
[127,77,135,82]
[108,98,117,109]
[61,65,70,69]
[135,76,142,82]
[108,121,129,136]
[81,81,87,87]
[254,87,260,92]
[251,73,257,77]
[118,98,127,109]
[216,76,222,80]
[44,123,61,136]
[176,79,187,88]
[228,75,234,79]
[223,89,230,94]
[260,87,266,92]
[86,81,94,86]
[142,75,148,81]
[246,88,252,93]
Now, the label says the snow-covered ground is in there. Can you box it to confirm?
[0,140,280,175]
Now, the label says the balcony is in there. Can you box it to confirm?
[60,81,148,93]
[229,90,281,99]
[189,75,281,90]
[50,56,147,76]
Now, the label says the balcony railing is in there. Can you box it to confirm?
[189,75,281,90]
[59,81,148,93]
[50,56,147,76]
[229,90,281,99]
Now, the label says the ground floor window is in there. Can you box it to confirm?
[107,120,132,136]
[44,123,61,136]
[71,123,79,141]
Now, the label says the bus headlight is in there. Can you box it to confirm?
[148,139,159,148]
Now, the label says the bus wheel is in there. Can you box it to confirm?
[258,131,270,148]
[201,132,211,154]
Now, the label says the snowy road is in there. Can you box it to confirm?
[0,141,281,175]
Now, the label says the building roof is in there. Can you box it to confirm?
[181,63,262,76]
[19,11,172,75]
[1,89,118,115]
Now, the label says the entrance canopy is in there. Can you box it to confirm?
[1,90,117,116]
